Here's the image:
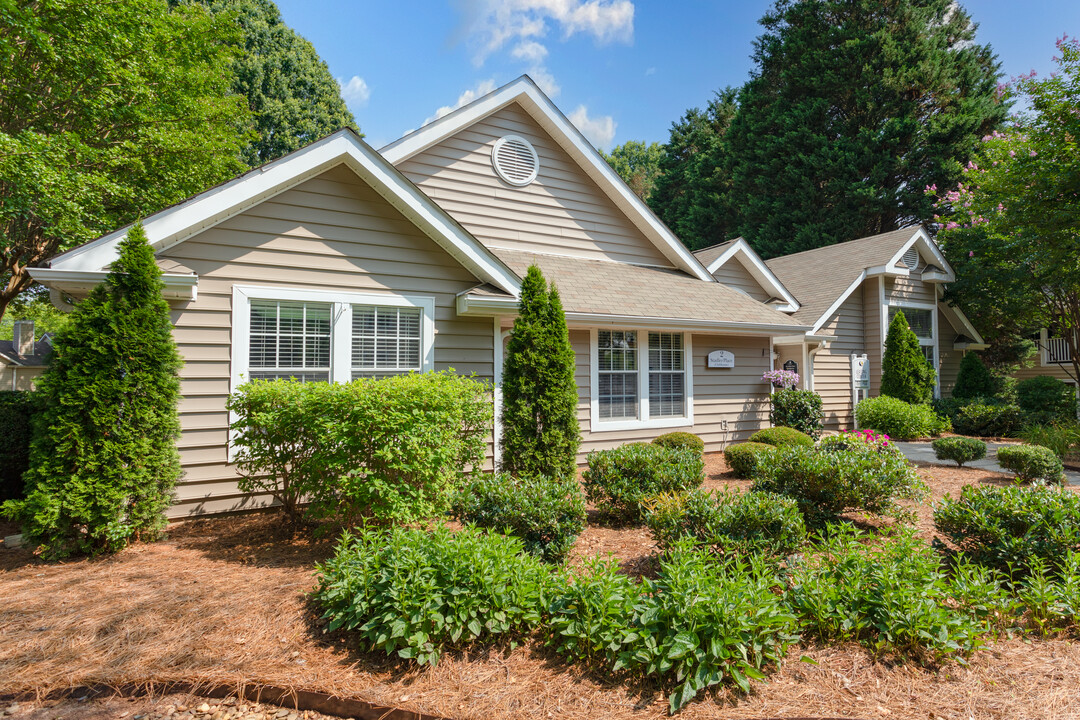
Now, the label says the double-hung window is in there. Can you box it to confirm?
[592,329,693,430]
[232,286,434,388]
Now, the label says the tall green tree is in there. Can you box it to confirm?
[0,0,253,323]
[649,88,740,250]
[881,310,936,405]
[4,225,183,558]
[726,0,1006,258]
[935,37,1080,385]
[603,140,663,202]
[500,265,580,479]
[185,0,359,165]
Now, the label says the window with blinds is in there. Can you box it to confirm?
[889,306,933,339]
[648,332,685,417]
[249,300,331,382]
[597,330,638,420]
[352,305,422,377]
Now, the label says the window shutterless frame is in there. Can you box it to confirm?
[589,328,694,432]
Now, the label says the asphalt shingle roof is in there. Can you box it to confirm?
[691,240,737,268]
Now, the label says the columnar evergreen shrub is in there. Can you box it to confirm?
[1017,375,1078,425]
[880,310,936,405]
[582,443,704,522]
[996,445,1065,484]
[451,473,587,563]
[769,388,823,438]
[0,391,36,502]
[2,225,182,558]
[500,265,580,478]
[932,437,987,467]
[749,426,814,448]
[724,442,775,479]
[854,395,949,440]
[228,371,491,524]
[652,431,705,453]
[952,353,995,400]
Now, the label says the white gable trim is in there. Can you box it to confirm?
[381,76,714,283]
[704,238,800,312]
[810,271,867,335]
[936,285,986,345]
[48,131,521,297]
[885,227,955,282]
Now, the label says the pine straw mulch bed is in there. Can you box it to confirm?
[3,456,1080,720]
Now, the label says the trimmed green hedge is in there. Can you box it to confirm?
[750,426,814,448]
[932,437,987,467]
[582,443,704,523]
[997,445,1065,484]
[652,431,705,453]
[724,442,775,479]
[854,395,949,441]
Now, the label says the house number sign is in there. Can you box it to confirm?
[706,350,735,368]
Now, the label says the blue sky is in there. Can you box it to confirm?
[275,0,1080,151]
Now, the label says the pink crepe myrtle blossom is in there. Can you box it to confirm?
[969,251,974,257]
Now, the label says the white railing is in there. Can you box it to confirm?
[1046,336,1073,364]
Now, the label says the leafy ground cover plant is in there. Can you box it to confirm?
[769,388,824,439]
[785,525,983,662]
[723,442,775,479]
[652,431,705,454]
[451,473,586,563]
[752,441,927,526]
[997,445,1065,484]
[313,524,558,666]
[749,426,814,448]
[644,488,806,557]
[547,541,799,713]
[933,484,1080,574]
[582,443,704,523]
[854,395,949,441]
[932,437,988,467]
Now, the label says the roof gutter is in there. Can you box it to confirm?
[28,267,199,301]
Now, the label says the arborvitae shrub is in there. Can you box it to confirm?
[0,391,36,502]
[500,265,580,478]
[952,353,995,400]
[880,310,935,405]
[4,224,182,557]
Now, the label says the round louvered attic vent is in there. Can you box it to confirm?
[491,135,539,186]
[902,247,921,270]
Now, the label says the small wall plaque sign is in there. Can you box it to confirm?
[707,350,735,368]
[783,359,798,374]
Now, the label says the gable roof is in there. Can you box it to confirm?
[381,75,714,283]
[765,226,955,331]
[0,335,53,368]
[693,238,800,313]
[43,130,521,297]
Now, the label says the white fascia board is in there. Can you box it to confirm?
[706,239,800,312]
[381,76,715,283]
[49,132,521,298]
[457,293,810,335]
[29,267,198,300]
[810,271,867,335]
[937,287,986,345]
[885,226,956,281]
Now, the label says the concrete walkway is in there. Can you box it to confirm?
[894,441,1080,485]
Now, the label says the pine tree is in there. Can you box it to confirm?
[500,265,580,478]
[880,310,936,405]
[4,224,183,557]
[725,0,1006,258]
[952,352,995,400]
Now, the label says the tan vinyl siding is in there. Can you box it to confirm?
[570,329,771,458]
[397,103,671,267]
[711,259,771,302]
[886,274,936,306]
[0,365,43,391]
[863,276,883,395]
[813,292,865,430]
[159,163,494,518]
[937,310,962,397]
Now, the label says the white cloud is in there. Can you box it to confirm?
[337,75,370,107]
[511,40,548,63]
[529,66,561,97]
[568,104,616,150]
[645,66,656,76]
[424,79,498,126]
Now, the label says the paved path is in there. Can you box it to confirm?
[894,441,1080,485]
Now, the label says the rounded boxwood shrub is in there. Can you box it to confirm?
[723,442,775,479]
[749,426,814,448]
[652,431,705,454]
[951,402,1024,438]
[997,444,1065,484]
[854,395,949,441]
[582,443,704,523]
[752,444,927,526]
[1017,375,1078,425]
[452,473,587,563]
[769,388,824,439]
[644,488,806,557]
[932,437,988,467]
[934,484,1080,573]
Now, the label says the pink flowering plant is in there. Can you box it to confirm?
[819,429,897,455]
[762,369,800,390]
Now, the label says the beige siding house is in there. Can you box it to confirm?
[31,76,812,517]
[0,322,51,391]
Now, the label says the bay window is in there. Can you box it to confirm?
[592,328,693,430]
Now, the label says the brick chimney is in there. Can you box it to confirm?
[13,321,34,356]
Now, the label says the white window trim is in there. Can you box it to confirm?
[588,328,695,432]
[885,300,940,399]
